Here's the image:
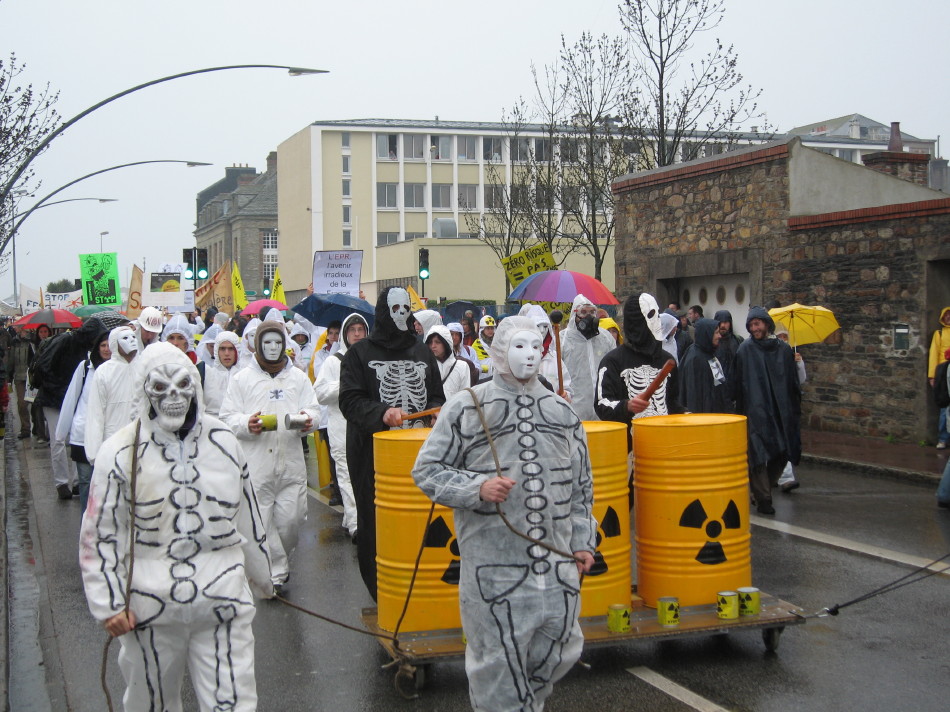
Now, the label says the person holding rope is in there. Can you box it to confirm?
[79,342,273,711]
[412,315,596,712]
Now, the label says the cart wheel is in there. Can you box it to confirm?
[762,626,784,652]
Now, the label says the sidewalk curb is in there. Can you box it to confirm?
[801,453,941,487]
[2,438,9,711]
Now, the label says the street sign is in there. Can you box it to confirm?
[245,290,257,296]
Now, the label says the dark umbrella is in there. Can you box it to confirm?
[442,300,479,322]
[291,293,375,330]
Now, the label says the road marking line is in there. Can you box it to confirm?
[307,488,344,512]
[750,516,950,576]
[626,666,731,712]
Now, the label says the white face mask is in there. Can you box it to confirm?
[506,330,542,382]
[639,293,662,340]
[387,288,411,331]
[144,363,196,431]
[260,332,284,362]
[117,329,138,357]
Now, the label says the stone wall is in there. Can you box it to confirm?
[613,144,950,442]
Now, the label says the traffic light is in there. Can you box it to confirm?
[263,279,271,297]
[195,248,209,279]
[418,248,430,280]
[182,248,195,279]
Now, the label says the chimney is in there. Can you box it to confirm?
[861,121,930,187]
[887,121,904,151]
[266,151,277,173]
[236,171,256,186]
[849,118,861,139]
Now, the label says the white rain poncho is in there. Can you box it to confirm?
[196,323,222,365]
[84,327,138,464]
[220,322,320,587]
[425,324,470,400]
[659,312,680,365]
[412,316,596,712]
[79,342,272,712]
[312,313,368,537]
[560,295,615,420]
[203,331,242,417]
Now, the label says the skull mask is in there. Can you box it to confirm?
[387,288,411,332]
[639,293,662,340]
[144,363,196,432]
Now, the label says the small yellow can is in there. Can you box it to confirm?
[738,587,760,616]
[717,591,739,620]
[607,604,631,633]
[259,413,278,431]
[657,597,680,627]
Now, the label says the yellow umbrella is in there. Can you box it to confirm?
[768,303,840,347]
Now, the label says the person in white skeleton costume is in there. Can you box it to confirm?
[413,316,596,712]
[79,342,273,712]
[221,320,320,591]
[338,286,445,600]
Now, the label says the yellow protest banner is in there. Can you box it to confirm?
[272,267,287,306]
[501,244,557,287]
[126,265,144,318]
[406,284,427,312]
[195,262,233,313]
[231,261,248,312]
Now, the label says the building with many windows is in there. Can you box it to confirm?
[276,119,619,306]
[194,153,278,298]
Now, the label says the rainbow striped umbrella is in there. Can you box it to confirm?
[507,270,618,305]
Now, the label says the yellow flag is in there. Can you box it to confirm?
[231,261,248,312]
[406,284,427,312]
[271,267,287,306]
[126,264,144,318]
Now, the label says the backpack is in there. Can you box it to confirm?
[935,361,950,409]
[457,356,480,387]
[27,334,61,390]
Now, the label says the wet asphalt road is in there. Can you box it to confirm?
[6,423,950,712]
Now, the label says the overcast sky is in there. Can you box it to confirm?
[2,0,948,300]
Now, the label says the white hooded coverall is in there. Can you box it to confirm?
[413,316,597,712]
[84,327,137,464]
[220,327,319,587]
[560,295,616,421]
[79,343,272,712]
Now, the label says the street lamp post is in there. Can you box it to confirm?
[99,231,109,254]
[0,64,327,210]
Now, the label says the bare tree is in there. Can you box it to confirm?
[556,32,631,281]
[0,52,60,257]
[619,0,765,167]
[461,102,536,291]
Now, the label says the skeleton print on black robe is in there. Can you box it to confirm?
[79,343,272,712]
[413,316,596,712]
[595,293,682,447]
[339,286,445,600]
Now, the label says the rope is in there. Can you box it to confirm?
[464,387,582,563]
[101,420,142,712]
[803,551,950,619]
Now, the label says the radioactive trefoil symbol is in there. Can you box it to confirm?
[678,499,741,565]
[423,516,461,585]
[588,506,622,577]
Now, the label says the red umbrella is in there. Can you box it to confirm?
[12,308,82,329]
[241,299,289,316]
[507,270,619,305]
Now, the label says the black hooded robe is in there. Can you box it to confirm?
[595,294,682,451]
[678,318,734,414]
[734,307,802,473]
[338,288,445,600]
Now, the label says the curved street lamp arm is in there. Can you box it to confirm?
[1,159,210,255]
[0,63,326,207]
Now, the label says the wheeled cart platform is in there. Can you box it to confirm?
[362,589,806,693]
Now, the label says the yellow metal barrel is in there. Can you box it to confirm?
[632,414,751,607]
[375,429,461,633]
[580,421,632,618]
